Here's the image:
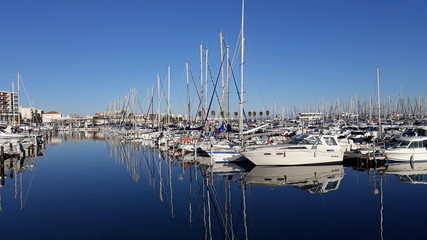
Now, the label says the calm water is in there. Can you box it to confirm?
[1,132,427,240]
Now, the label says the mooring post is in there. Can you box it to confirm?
[0,146,5,186]
[0,146,4,163]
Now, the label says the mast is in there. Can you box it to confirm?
[168,66,171,123]
[157,74,161,132]
[220,32,225,115]
[226,45,230,125]
[239,0,245,144]
[186,62,191,127]
[205,49,209,118]
[17,72,21,125]
[200,45,204,121]
[376,67,382,139]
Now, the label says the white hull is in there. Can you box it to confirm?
[385,149,427,162]
[385,136,427,162]
[241,147,343,165]
[208,151,245,163]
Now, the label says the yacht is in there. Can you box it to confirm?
[241,134,343,165]
[385,136,427,162]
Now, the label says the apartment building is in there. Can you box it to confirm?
[0,90,19,123]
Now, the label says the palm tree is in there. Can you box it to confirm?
[248,111,252,121]
[211,110,216,118]
[253,111,257,120]
[234,111,238,119]
[259,111,263,121]
[266,110,270,120]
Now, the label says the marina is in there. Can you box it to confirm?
[0,130,427,239]
[1,0,427,239]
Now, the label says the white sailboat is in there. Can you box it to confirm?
[205,0,247,164]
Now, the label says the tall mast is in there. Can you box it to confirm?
[17,72,21,125]
[376,67,382,139]
[226,45,230,124]
[239,0,245,144]
[205,49,209,116]
[200,44,204,120]
[220,32,225,114]
[157,74,161,131]
[168,66,171,123]
[186,62,191,127]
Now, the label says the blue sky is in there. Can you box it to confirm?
[1,0,426,116]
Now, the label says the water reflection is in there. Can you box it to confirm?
[105,136,143,182]
[2,132,427,239]
[241,164,344,193]
[49,130,105,144]
[385,161,427,184]
[0,144,45,212]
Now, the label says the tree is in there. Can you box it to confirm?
[266,110,270,120]
[211,110,216,117]
[248,111,252,120]
[234,112,238,119]
[259,111,263,120]
[253,111,257,120]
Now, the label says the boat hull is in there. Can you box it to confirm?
[385,149,427,162]
[241,148,343,165]
[208,151,245,163]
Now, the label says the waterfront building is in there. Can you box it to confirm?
[19,106,43,123]
[0,90,19,123]
[298,112,324,121]
[42,111,63,123]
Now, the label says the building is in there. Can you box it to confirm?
[0,90,19,123]
[298,112,324,121]
[19,106,43,123]
[42,111,63,123]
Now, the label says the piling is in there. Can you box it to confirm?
[0,146,5,186]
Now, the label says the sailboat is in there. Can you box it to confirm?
[205,0,247,164]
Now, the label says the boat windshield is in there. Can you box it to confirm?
[285,135,319,145]
[408,141,425,149]
[389,140,411,149]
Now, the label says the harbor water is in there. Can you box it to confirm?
[0,131,426,240]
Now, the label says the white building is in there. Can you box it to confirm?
[42,111,63,123]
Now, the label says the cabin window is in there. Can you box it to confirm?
[408,141,425,148]
[323,137,338,146]
[393,140,410,149]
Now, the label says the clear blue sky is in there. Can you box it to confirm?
[1,0,426,116]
